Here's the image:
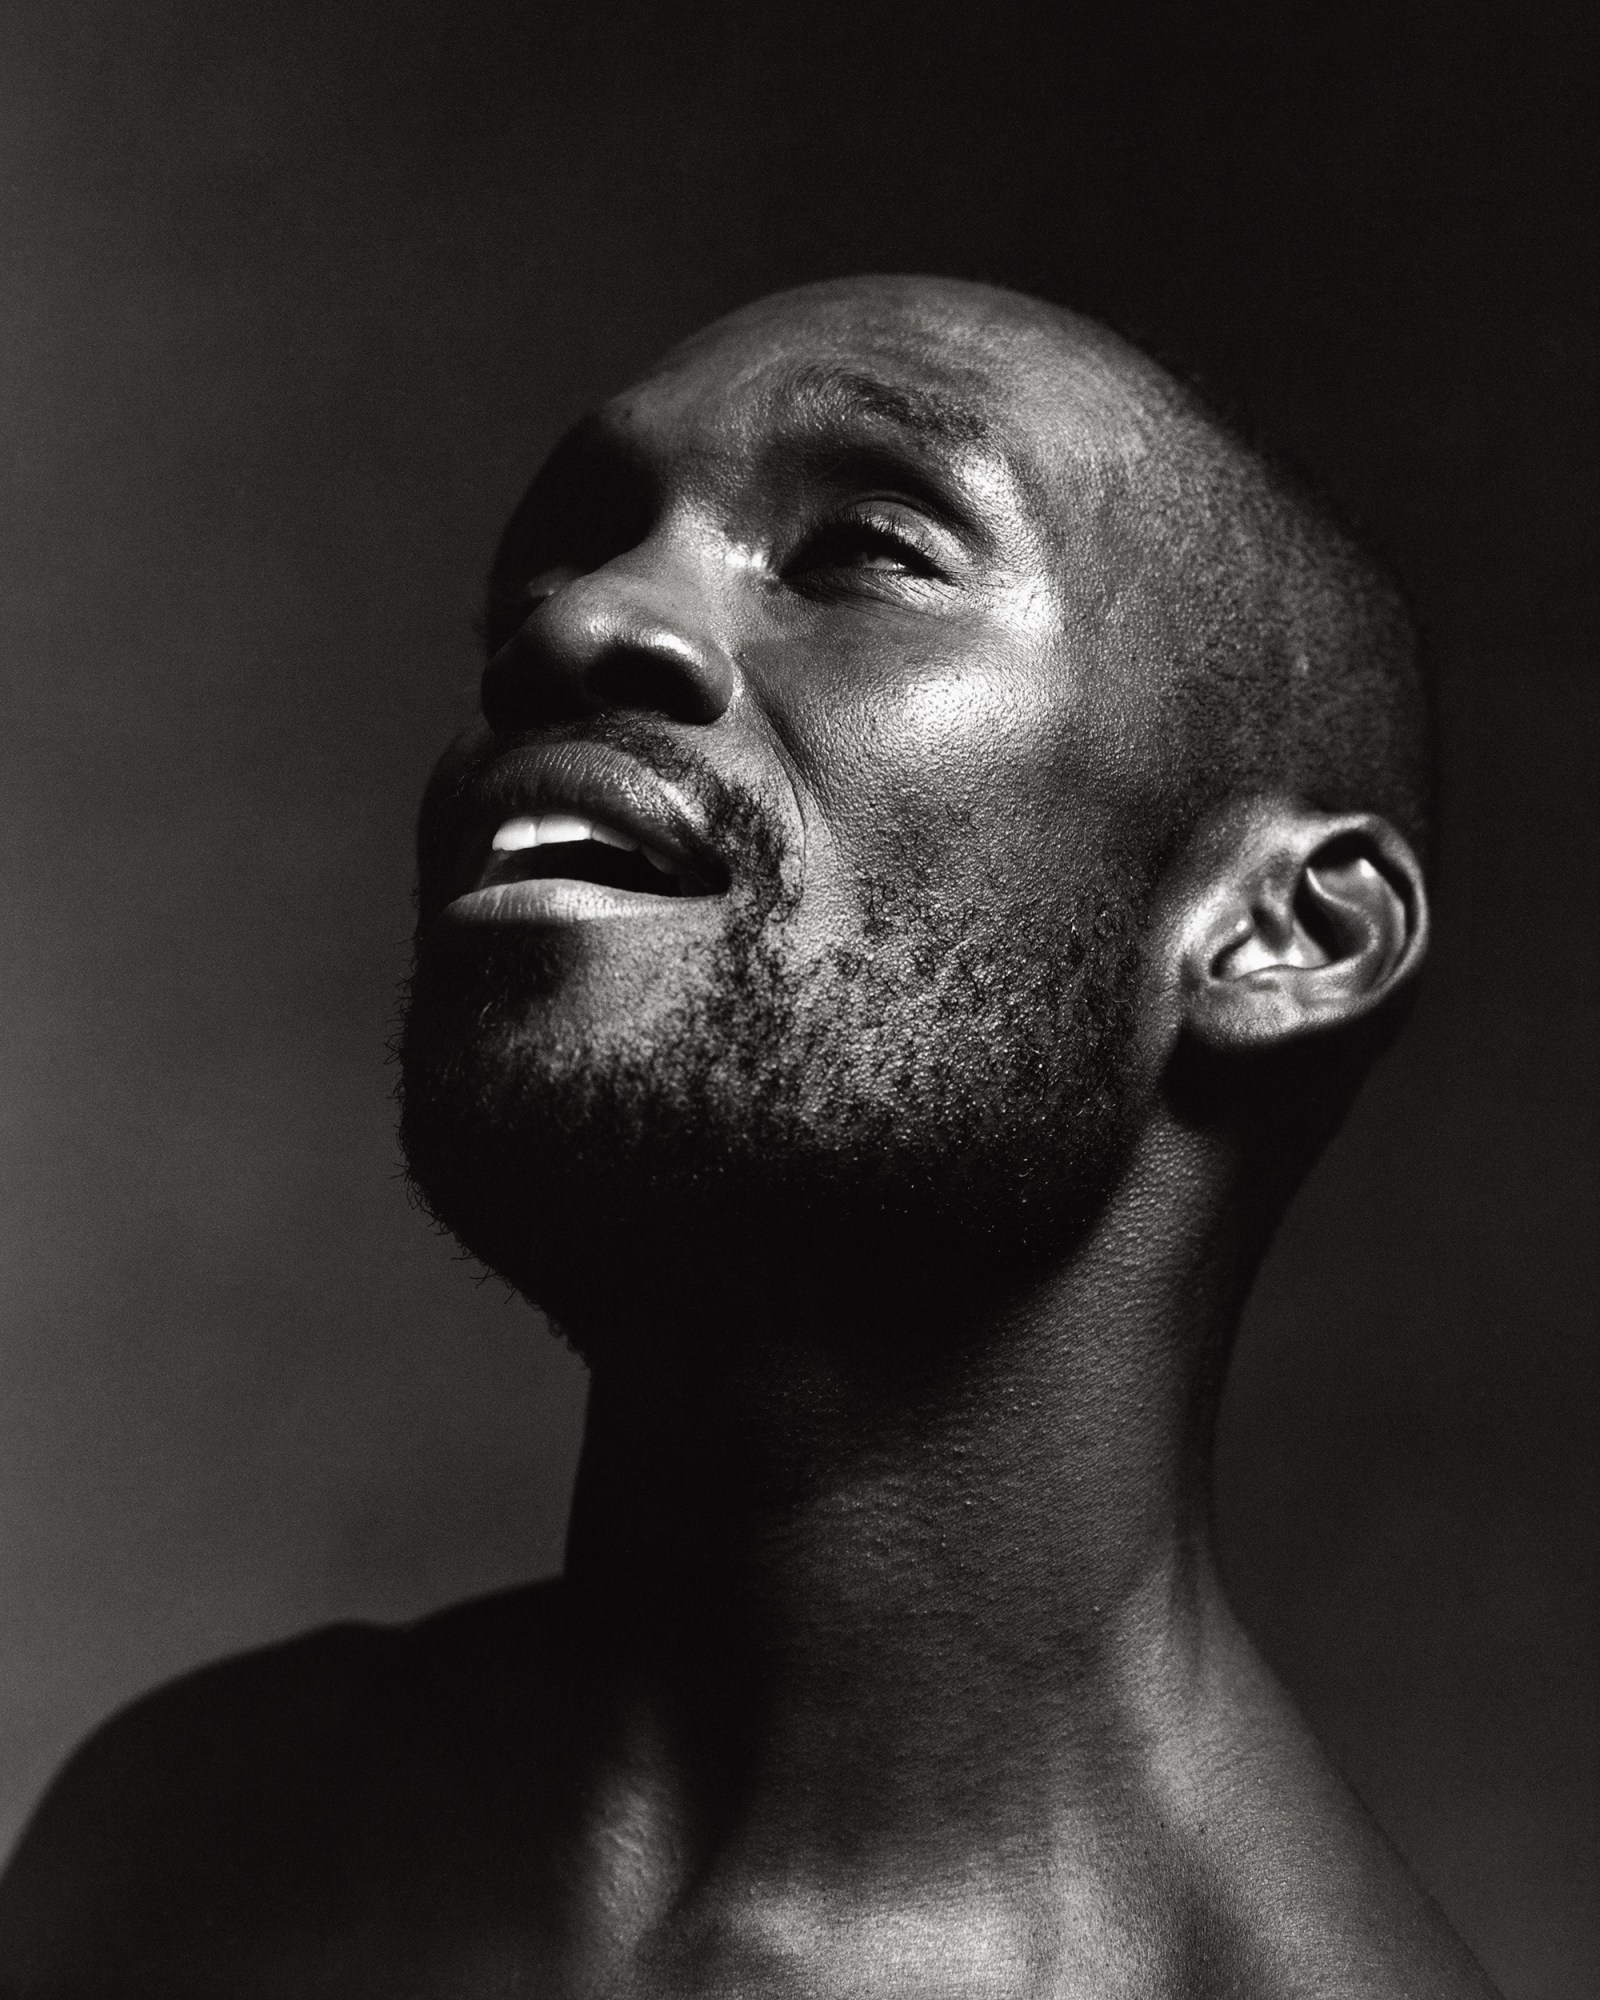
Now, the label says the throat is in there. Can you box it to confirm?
[552,1145,1244,1888]
[560,1301,1213,1848]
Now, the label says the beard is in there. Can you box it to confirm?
[398,771,1151,1354]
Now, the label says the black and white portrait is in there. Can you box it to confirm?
[0,5,1591,1995]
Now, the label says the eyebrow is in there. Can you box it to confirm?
[771,364,998,457]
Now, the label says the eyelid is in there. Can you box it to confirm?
[838,494,945,537]
[792,496,956,573]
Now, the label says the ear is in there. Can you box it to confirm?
[1177,799,1429,1053]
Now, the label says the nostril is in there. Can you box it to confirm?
[587,642,729,724]
[478,581,736,735]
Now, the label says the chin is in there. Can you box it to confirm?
[398,859,1152,1344]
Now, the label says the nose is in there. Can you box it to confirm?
[480,546,738,738]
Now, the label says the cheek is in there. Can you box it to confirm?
[784,649,1134,934]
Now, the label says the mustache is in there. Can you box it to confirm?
[567,713,776,860]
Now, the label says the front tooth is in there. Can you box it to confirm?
[491,815,544,853]
[491,812,594,852]
[529,812,595,846]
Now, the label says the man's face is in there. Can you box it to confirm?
[400,281,1182,1335]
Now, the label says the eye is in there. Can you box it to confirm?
[480,568,576,656]
[520,568,572,606]
[784,506,949,591]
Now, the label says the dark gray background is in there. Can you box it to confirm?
[1,3,1593,1993]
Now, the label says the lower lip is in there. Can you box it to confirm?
[438,878,717,927]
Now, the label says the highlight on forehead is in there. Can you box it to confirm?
[654,274,1169,457]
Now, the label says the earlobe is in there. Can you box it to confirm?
[1180,802,1429,1054]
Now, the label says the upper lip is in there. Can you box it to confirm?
[448,739,730,899]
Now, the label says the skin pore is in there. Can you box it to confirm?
[0,278,1494,1998]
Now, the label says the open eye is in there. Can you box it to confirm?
[785,507,949,591]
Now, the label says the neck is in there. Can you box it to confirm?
[553,1123,1258,1889]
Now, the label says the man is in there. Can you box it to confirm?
[0,276,1498,1997]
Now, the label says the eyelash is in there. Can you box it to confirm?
[786,509,947,585]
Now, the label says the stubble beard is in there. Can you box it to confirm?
[398,836,1150,1356]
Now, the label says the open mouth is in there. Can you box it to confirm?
[478,812,717,898]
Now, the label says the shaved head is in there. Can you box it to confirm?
[1076,336,1432,871]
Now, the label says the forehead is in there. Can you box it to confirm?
[592,286,1164,521]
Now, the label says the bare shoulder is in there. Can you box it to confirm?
[0,1582,566,1997]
